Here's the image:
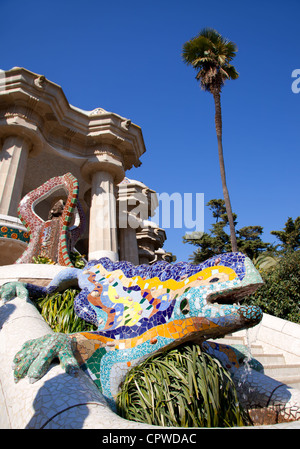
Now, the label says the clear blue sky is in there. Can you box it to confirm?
[1,0,299,262]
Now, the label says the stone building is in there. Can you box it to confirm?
[0,67,170,266]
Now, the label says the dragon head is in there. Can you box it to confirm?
[168,252,263,344]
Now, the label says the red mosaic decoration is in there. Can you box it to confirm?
[16,173,85,267]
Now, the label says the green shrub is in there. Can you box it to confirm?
[244,251,300,324]
[116,343,251,428]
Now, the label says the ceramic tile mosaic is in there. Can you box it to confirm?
[0,225,30,243]
[2,253,300,426]
[12,251,264,407]
[16,173,85,267]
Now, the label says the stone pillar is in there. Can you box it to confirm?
[89,171,118,261]
[119,227,139,265]
[117,179,153,265]
[81,148,125,262]
[0,136,30,216]
[136,223,167,265]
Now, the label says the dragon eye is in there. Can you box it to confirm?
[209,277,220,283]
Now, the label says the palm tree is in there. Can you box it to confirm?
[182,28,239,252]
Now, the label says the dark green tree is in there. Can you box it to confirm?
[182,28,239,252]
[183,231,228,264]
[184,199,271,263]
[207,199,226,222]
[237,226,271,260]
[184,201,230,263]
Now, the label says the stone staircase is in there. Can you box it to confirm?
[212,334,300,390]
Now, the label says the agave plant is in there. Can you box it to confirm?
[116,343,251,428]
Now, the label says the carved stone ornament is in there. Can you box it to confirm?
[34,75,46,89]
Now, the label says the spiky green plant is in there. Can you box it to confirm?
[35,289,96,333]
[116,343,251,427]
[33,251,91,332]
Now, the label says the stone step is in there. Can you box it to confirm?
[212,336,246,346]
[249,343,264,354]
[252,353,286,365]
[263,363,300,379]
[211,335,300,392]
[210,338,300,392]
[213,338,266,357]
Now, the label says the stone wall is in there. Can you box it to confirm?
[237,313,300,364]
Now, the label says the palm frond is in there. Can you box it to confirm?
[182,28,238,90]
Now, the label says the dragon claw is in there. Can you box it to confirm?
[13,333,79,383]
[0,281,30,303]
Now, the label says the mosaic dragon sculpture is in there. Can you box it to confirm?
[2,252,300,424]
[2,253,262,397]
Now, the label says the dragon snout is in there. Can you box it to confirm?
[238,305,263,323]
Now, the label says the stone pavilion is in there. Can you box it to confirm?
[0,67,170,266]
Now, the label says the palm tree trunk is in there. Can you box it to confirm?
[212,90,238,252]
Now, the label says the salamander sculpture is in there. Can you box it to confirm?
[2,251,300,425]
[16,172,86,267]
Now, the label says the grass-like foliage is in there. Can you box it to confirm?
[36,288,96,333]
[33,252,94,333]
[116,343,251,427]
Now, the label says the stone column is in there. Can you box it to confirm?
[81,148,125,262]
[0,136,30,216]
[117,180,153,265]
[89,171,118,261]
[119,226,139,265]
